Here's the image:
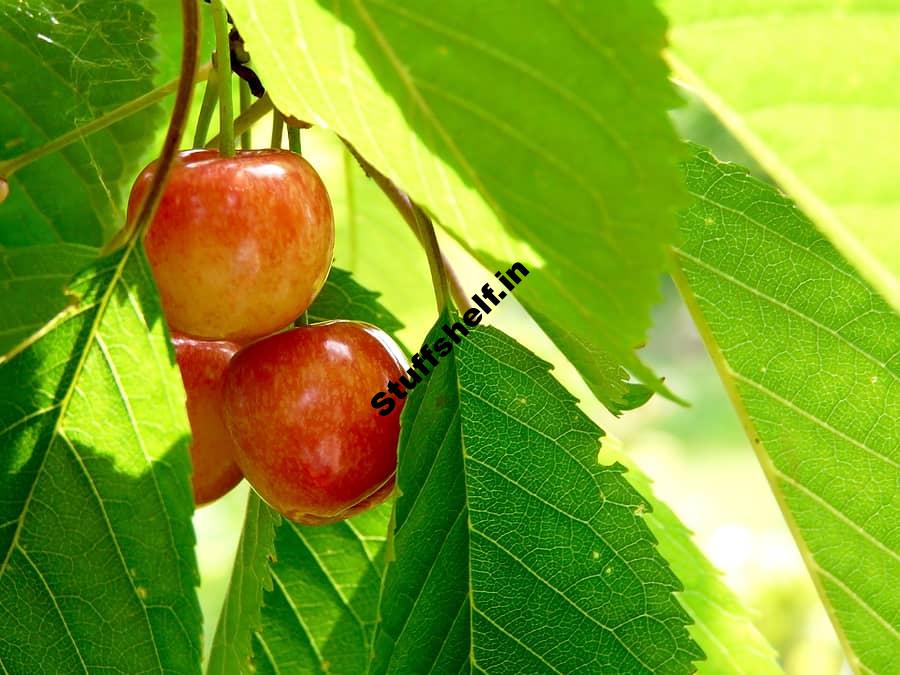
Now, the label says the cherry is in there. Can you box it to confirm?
[129,149,334,341]
[222,321,407,524]
[172,332,244,505]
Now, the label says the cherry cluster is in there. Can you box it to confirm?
[128,148,406,524]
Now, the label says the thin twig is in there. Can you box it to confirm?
[103,0,200,252]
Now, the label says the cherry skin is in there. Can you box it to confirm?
[172,332,244,505]
[129,149,334,341]
[222,321,407,524]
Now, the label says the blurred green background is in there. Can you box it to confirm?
[189,89,848,674]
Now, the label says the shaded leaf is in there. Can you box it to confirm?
[306,267,404,337]
[252,505,391,675]
[225,0,686,410]
[0,243,201,672]
[372,315,702,674]
[0,0,165,246]
[672,147,900,673]
[663,0,900,308]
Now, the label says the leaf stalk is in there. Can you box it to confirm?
[239,80,253,149]
[287,126,302,154]
[343,140,451,312]
[270,112,285,148]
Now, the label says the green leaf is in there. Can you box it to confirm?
[208,267,402,674]
[533,309,660,415]
[225,0,687,410]
[209,496,390,675]
[252,504,391,674]
[372,315,702,673]
[207,493,280,675]
[672,147,900,674]
[0,243,98,355]
[0,243,201,672]
[0,0,165,247]
[602,445,783,675]
[306,268,404,337]
[663,0,900,309]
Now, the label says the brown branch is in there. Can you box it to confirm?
[103,0,200,252]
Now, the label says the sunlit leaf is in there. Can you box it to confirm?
[207,494,279,675]
[663,0,900,308]
[0,243,201,672]
[225,0,687,411]
[673,147,900,674]
[0,243,98,354]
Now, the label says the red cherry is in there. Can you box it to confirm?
[129,149,334,341]
[172,332,244,505]
[222,321,407,524]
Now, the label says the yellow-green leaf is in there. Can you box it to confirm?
[664,0,900,309]
[673,147,900,674]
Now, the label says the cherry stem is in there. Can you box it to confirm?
[343,140,450,313]
[103,0,200,253]
[211,0,234,157]
[287,126,302,154]
[205,94,272,150]
[239,80,252,148]
[0,63,211,182]
[193,69,219,148]
[270,112,284,148]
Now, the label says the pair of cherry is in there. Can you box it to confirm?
[130,148,405,524]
